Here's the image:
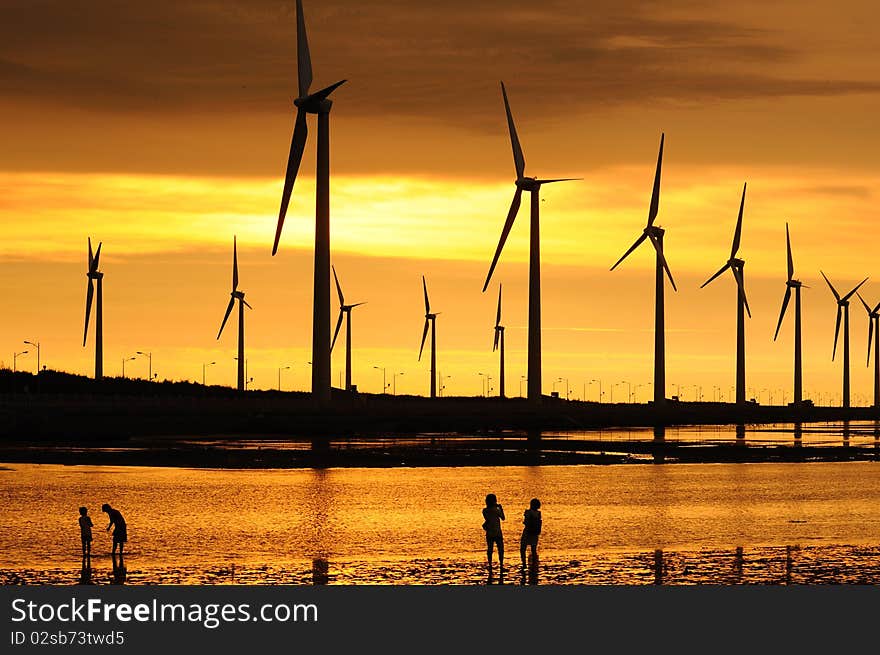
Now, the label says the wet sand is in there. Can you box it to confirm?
[5,545,880,585]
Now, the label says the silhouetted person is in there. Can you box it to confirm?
[482,493,505,570]
[78,506,93,565]
[520,498,542,569]
[102,503,127,558]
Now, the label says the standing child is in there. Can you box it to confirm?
[482,493,505,570]
[78,507,93,562]
[520,498,542,568]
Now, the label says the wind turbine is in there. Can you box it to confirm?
[492,284,505,398]
[418,276,440,398]
[610,133,676,405]
[772,223,806,405]
[82,237,104,379]
[821,271,868,408]
[217,237,252,392]
[330,265,366,392]
[271,0,346,404]
[857,293,880,408]
[482,81,579,403]
[701,183,750,405]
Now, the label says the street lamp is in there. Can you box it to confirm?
[245,376,254,390]
[121,356,136,379]
[278,365,290,391]
[392,371,404,395]
[439,374,451,397]
[23,340,40,373]
[556,377,570,400]
[13,350,28,373]
[202,361,216,385]
[590,379,603,403]
[136,351,152,381]
[373,366,386,394]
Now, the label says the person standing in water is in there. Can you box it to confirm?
[102,503,127,557]
[78,506,93,564]
[520,498,542,569]
[482,493,505,570]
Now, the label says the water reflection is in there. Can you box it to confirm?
[110,552,126,584]
[78,563,92,585]
[733,546,744,580]
[653,549,664,585]
[794,422,803,446]
[312,558,329,585]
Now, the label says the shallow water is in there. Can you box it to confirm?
[2,459,880,584]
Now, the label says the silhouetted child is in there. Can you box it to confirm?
[102,503,127,557]
[78,507,93,561]
[482,493,505,569]
[520,498,542,568]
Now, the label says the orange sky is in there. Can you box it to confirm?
[2,1,880,401]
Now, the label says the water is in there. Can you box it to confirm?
[2,460,880,584]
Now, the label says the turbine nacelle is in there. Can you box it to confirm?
[86,271,104,280]
[786,279,802,289]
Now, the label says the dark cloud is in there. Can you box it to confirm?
[2,0,879,124]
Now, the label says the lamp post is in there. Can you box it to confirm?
[202,361,216,385]
[23,340,40,373]
[519,376,527,398]
[619,380,631,403]
[136,351,152,381]
[556,377,570,400]
[245,376,254,390]
[13,350,28,373]
[122,356,136,379]
[392,371,404,395]
[478,372,487,397]
[373,366,386,394]
[278,365,290,391]
[439,374,451,397]
[590,379,603,403]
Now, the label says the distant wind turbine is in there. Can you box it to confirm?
[610,133,676,405]
[701,183,750,405]
[271,0,347,404]
[482,81,579,403]
[821,271,868,408]
[217,237,252,392]
[331,265,366,392]
[772,223,806,406]
[492,285,505,398]
[857,293,880,408]
[82,237,104,379]
[418,276,440,398]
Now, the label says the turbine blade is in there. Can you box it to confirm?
[610,233,648,271]
[773,286,792,341]
[732,265,751,318]
[493,328,499,352]
[92,242,102,271]
[311,79,346,102]
[83,279,94,346]
[217,297,235,340]
[868,317,874,367]
[701,262,730,288]
[232,236,239,291]
[87,238,94,271]
[842,277,869,302]
[331,310,344,352]
[820,270,840,301]
[833,305,842,361]
[730,182,746,259]
[273,107,308,255]
[350,302,367,309]
[785,222,794,282]
[295,0,312,97]
[422,275,430,314]
[857,292,871,314]
[332,265,344,306]
[482,187,523,292]
[537,178,582,184]
[418,318,430,361]
[647,132,664,226]
[500,81,525,179]
[648,232,677,291]
[495,284,502,328]
[243,300,253,310]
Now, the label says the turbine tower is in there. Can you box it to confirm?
[331,265,366,392]
[482,81,579,404]
[217,237,252,392]
[610,133,676,405]
[492,284,505,398]
[821,272,868,408]
[82,237,104,379]
[772,223,805,406]
[418,276,440,398]
[701,183,750,405]
[272,0,346,404]
[857,293,880,408]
